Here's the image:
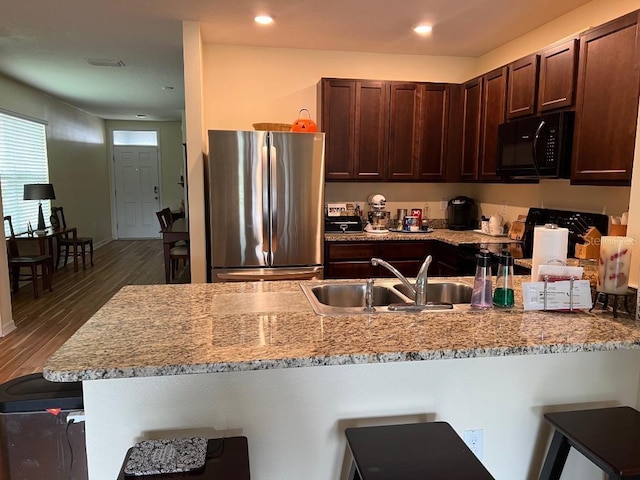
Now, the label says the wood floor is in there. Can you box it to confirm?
[0,239,173,384]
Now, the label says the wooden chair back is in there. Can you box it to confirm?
[3,216,19,258]
[50,206,68,231]
[156,208,173,231]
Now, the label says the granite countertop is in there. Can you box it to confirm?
[325,228,520,245]
[44,277,640,383]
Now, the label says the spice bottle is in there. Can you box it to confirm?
[493,250,515,307]
[470,250,493,309]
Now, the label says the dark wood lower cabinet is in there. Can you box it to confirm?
[325,240,458,279]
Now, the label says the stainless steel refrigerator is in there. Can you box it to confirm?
[207,130,325,282]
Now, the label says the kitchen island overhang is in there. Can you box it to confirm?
[43,279,640,480]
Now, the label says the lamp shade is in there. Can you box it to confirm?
[23,183,56,201]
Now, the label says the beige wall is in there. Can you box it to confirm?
[0,74,111,333]
[0,74,112,246]
[106,120,185,213]
[203,45,476,131]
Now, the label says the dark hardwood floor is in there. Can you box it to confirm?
[0,239,173,384]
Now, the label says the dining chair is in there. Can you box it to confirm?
[50,206,94,269]
[156,208,174,231]
[156,208,189,280]
[3,216,53,298]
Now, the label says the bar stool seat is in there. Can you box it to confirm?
[345,422,495,480]
[116,437,250,479]
[539,406,640,480]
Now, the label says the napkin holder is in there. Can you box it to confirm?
[574,227,601,260]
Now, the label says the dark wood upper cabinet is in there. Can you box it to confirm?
[479,67,508,182]
[538,39,579,112]
[318,78,388,181]
[387,82,422,180]
[418,84,449,181]
[319,79,355,180]
[506,54,539,119]
[571,12,640,185]
[460,77,483,181]
[353,80,388,180]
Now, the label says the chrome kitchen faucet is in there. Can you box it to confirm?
[371,255,433,308]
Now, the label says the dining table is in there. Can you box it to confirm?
[161,218,189,283]
[16,226,79,272]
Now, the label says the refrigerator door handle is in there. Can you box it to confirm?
[270,143,278,255]
[261,144,270,258]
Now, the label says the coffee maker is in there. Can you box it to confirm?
[447,196,476,230]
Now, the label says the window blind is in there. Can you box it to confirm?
[0,112,51,236]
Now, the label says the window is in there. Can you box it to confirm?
[113,130,158,146]
[0,111,50,236]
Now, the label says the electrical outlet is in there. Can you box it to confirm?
[501,201,507,215]
[463,429,484,460]
[440,198,447,210]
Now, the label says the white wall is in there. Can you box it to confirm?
[83,349,640,480]
[183,22,207,283]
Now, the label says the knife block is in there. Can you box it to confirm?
[574,227,601,260]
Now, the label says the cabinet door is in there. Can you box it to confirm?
[571,12,640,185]
[320,79,355,180]
[354,80,388,181]
[460,78,482,181]
[387,82,422,180]
[506,54,539,119]
[418,84,449,181]
[538,39,578,112]
[479,67,507,182]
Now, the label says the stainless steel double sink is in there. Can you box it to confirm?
[300,279,473,315]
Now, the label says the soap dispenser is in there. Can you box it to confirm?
[470,249,493,309]
[493,250,515,308]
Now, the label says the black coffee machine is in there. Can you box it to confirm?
[447,196,476,230]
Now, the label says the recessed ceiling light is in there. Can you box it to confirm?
[413,24,433,35]
[254,15,274,25]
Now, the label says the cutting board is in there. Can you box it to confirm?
[508,220,526,241]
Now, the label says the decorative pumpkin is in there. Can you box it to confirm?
[290,108,318,133]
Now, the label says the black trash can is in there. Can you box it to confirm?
[0,373,87,480]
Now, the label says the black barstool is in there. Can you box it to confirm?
[116,437,250,479]
[345,422,495,480]
[539,406,640,479]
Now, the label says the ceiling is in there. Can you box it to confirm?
[0,0,594,122]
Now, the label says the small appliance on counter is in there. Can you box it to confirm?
[447,196,476,230]
[365,193,390,233]
[325,216,364,233]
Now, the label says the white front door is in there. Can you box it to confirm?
[114,146,161,238]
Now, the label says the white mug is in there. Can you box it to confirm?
[489,215,503,235]
[481,220,490,234]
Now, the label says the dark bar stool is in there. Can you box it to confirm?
[116,437,250,479]
[539,406,640,480]
[345,422,495,480]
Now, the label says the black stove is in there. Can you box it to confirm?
[454,208,609,276]
[522,207,609,258]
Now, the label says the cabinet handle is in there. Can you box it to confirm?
[510,106,530,113]
[541,97,568,106]
[579,169,627,174]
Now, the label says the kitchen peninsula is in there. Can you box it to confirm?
[44,277,640,480]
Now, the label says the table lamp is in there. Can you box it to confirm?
[23,183,56,231]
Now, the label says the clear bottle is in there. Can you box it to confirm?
[470,250,493,309]
[493,250,515,308]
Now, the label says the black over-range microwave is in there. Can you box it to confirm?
[497,111,574,178]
